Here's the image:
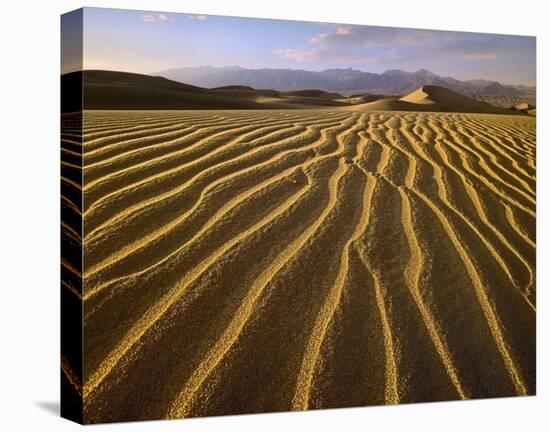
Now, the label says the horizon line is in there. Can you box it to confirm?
[63,66,536,88]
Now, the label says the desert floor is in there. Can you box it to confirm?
[62,109,536,423]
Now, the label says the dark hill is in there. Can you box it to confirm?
[61,70,350,111]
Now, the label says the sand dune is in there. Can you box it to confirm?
[63,109,536,423]
[512,103,536,117]
[345,85,514,114]
[61,71,353,111]
[400,85,514,113]
[62,71,519,115]
[513,102,535,111]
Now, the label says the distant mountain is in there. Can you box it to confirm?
[479,82,522,97]
[507,84,537,95]
[155,66,535,99]
[61,70,517,115]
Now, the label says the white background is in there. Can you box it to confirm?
[0,0,547,429]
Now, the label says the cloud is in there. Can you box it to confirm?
[436,39,503,60]
[336,26,353,35]
[141,14,173,23]
[189,15,207,20]
[388,35,526,64]
[274,48,379,65]
[309,33,329,44]
[301,26,531,69]
[276,25,442,67]
[310,26,439,48]
[274,48,319,62]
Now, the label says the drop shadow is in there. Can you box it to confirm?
[35,401,59,416]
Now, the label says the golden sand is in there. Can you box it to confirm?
[61,109,535,423]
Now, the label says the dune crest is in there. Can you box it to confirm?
[343,85,515,114]
[400,85,512,113]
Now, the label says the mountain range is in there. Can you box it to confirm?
[155,66,535,99]
[61,70,519,115]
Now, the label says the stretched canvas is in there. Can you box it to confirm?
[60,7,536,424]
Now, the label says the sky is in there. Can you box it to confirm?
[61,9,82,74]
[62,7,536,85]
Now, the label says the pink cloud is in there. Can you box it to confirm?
[141,15,155,23]
[141,14,173,23]
[310,26,438,48]
[336,26,353,35]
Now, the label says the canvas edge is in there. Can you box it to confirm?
[60,7,84,425]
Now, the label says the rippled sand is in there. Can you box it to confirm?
[61,110,536,423]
